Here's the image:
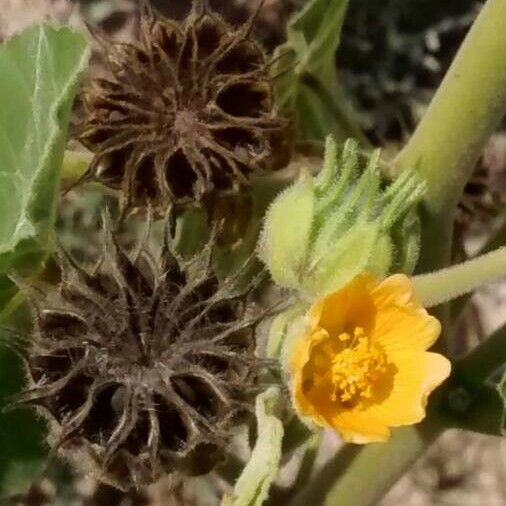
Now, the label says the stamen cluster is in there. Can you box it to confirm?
[331,327,387,404]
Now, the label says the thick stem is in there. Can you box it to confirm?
[290,424,441,506]
[395,0,506,272]
[61,149,92,187]
[301,1,506,505]
[458,323,506,386]
[413,246,506,307]
[435,324,506,436]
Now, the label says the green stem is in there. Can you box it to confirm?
[290,424,441,506]
[449,220,506,337]
[458,323,506,385]
[413,246,506,307]
[61,149,92,187]
[395,0,506,272]
[306,1,506,504]
[268,434,321,505]
[436,324,506,436]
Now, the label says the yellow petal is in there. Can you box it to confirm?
[371,274,441,352]
[331,410,391,443]
[290,273,450,443]
[370,351,451,426]
[371,274,415,307]
[309,273,377,334]
[291,327,332,423]
[372,305,441,353]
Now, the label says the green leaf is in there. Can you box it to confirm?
[0,24,88,495]
[172,206,209,260]
[266,305,306,359]
[0,277,17,314]
[258,172,315,289]
[306,222,380,296]
[0,25,89,279]
[0,306,46,496]
[287,0,348,74]
[273,0,366,143]
[223,388,284,506]
[436,324,506,437]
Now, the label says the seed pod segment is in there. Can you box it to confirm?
[20,223,262,489]
[78,0,290,211]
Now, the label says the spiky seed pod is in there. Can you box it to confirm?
[78,1,290,211]
[19,224,262,490]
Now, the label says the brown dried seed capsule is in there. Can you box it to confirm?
[19,223,263,490]
[77,0,290,211]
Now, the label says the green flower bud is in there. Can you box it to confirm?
[259,136,426,297]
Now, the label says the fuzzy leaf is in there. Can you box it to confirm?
[272,0,365,143]
[0,24,88,494]
[305,222,380,296]
[0,25,88,282]
[259,137,425,298]
[258,173,315,288]
[287,0,349,75]
[223,388,284,506]
[0,308,46,496]
[266,305,306,359]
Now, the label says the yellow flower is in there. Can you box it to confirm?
[290,273,451,443]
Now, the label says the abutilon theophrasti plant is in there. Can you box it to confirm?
[18,221,264,490]
[78,0,291,212]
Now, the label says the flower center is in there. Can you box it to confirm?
[331,327,387,405]
[173,109,199,137]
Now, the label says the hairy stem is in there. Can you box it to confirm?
[413,246,506,307]
[395,0,506,272]
[61,149,92,187]
[290,424,441,506]
[304,1,506,504]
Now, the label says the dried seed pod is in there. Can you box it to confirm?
[78,0,290,211]
[19,222,262,489]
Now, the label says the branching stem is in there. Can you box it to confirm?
[414,246,506,307]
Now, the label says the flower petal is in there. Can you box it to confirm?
[372,305,441,353]
[289,273,449,443]
[371,274,415,307]
[370,351,451,426]
[331,410,391,443]
[291,327,332,423]
[309,273,377,334]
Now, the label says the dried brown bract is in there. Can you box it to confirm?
[19,222,263,490]
[78,0,290,211]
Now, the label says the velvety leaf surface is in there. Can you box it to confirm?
[0,24,88,278]
[223,388,284,506]
[0,306,46,497]
[272,0,366,143]
[0,24,88,496]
